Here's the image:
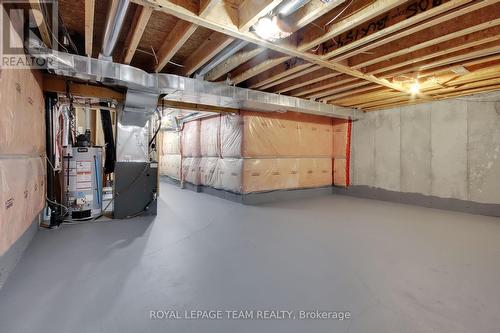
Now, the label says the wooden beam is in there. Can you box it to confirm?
[271,68,341,93]
[154,0,217,72]
[247,0,479,93]
[179,32,234,76]
[231,55,293,85]
[43,75,124,101]
[204,0,345,83]
[204,46,264,81]
[288,0,347,30]
[292,20,500,98]
[298,0,407,52]
[294,76,358,98]
[85,0,95,56]
[234,55,293,85]
[250,63,316,89]
[323,84,380,102]
[132,0,432,98]
[30,0,52,48]
[162,100,239,113]
[318,81,372,101]
[199,0,220,16]
[378,43,500,80]
[238,0,283,31]
[155,20,198,72]
[123,6,153,64]
[324,0,480,61]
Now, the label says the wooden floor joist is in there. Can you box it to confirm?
[46,0,500,110]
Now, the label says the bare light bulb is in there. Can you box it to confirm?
[253,17,277,40]
[410,82,420,95]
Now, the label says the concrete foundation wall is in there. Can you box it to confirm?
[352,91,500,206]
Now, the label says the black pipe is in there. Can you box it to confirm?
[44,92,64,227]
[45,92,57,202]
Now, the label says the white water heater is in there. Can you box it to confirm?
[62,146,103,219]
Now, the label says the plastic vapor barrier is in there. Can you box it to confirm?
[0,68,46,256]
[242,111,333,157]
[0,69,45,155]
[162,131,181,155]
[220,114,243,158]
[0,157,45,256]
[200,116,220,157]
[199,157,219,186]
[182,157,201,185]
[215,158,244,192]
[242,158,332,194]
[181,120,201,157]
[160,154,182,180]
[175,111,349,194]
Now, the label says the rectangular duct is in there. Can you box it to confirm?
[37,49,363,120]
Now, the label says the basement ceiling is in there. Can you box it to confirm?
[50,0,500,111]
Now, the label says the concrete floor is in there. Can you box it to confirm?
[1,182,500,333]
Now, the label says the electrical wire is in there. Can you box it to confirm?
[324,0,354,28]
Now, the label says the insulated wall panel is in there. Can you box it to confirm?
[182,157,201,185]
[215,158,243,193]
[332,119,349,158]
[220,114,243,157]
[200,116,220,157]
[0,69,45,155]
[199,157,218,187]
[242,112,298,157]
[0,157,45,256]
[242,111,334,157]
[160,154,181,180]
[297,114,333,157]
[181,120,201,157]
[242,158,299,193]
[162,131,181,155]
[298,158,332,188]
[333,158,348,187]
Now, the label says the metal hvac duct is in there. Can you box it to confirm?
[38,49,363,119]
[275,0,311,16]
[100,0,130,60]
[195,40,249,78]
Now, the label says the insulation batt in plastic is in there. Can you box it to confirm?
[160,154,182,180]
[165,111,350,194]
[0,69,45,155]
[0,158,45,256]
[0,68,46,256]
[200,116,220,157]
[162,131,181,155]
[181,120,201,157]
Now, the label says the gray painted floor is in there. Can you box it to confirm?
[1,182,500,333]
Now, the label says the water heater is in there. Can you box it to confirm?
[62,147,103,219]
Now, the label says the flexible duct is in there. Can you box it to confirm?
[100,0,130,60]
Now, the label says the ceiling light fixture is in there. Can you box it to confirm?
[252,16,292,41]
[410,82,420,95]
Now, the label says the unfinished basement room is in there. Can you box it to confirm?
[1,0,500,332]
